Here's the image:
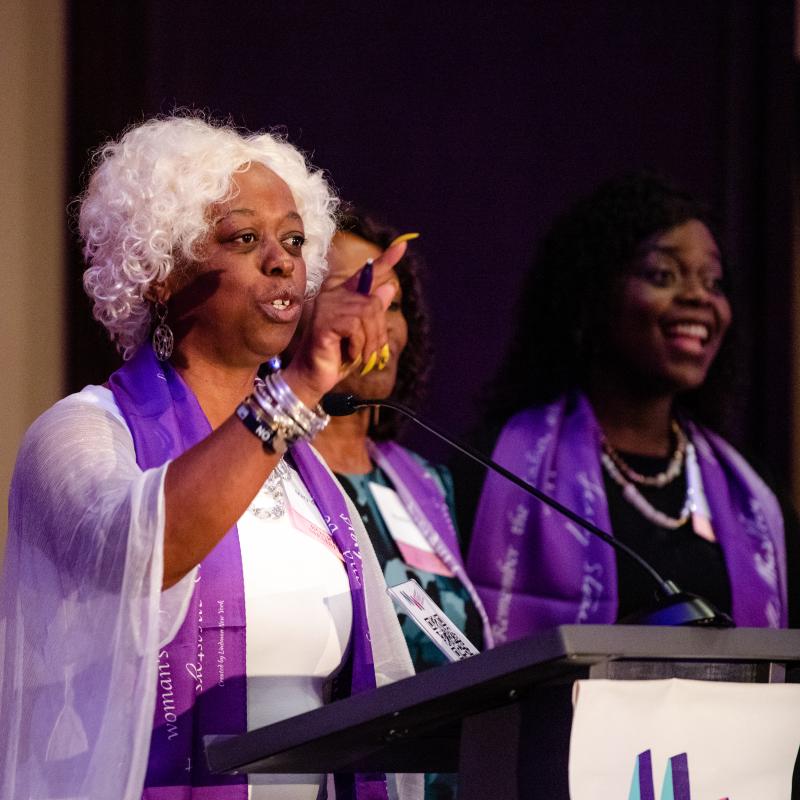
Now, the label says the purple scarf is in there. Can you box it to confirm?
[466,394,787,644]
[110,345,387,799]
[369,441,493,649]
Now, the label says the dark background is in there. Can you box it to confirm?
[67,1,797,477]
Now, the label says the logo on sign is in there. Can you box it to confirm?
[400,587,425,610]
[628,750,729,800]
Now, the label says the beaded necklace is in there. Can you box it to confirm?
[601,420,687,487]
[248,457,292,519]
[600,423,699,530]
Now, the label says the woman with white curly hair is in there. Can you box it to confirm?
[0,115,420,800]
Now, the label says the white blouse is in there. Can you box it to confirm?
[88,385,353,799]
[1,385,417,800]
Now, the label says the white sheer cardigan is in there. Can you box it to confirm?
[0,389,418,800]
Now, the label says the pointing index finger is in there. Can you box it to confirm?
[371,239,407,278]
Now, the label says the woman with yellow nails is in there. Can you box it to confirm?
[312,210,492,798]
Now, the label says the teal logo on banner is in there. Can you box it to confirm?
[629,750,729,800]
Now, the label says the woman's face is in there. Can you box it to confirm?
[599,219,732,396]
[168,163,308,368]
[327,231,408,400]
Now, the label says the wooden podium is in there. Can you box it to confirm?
[205,626,800,799]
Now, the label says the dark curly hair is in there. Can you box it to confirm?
[486,171,739,434]
[337,206,432,440]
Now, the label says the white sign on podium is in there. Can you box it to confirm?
[569,678,800,800]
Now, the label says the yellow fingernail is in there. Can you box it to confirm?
[377,343,391,370]
[360,351,378,376]
[388,232,420,247]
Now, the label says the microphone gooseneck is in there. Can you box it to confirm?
[321,392,734,628]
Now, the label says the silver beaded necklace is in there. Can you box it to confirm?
[249,458,292,520]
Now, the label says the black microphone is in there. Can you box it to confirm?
[320,393,363,417]
[322,392,733,627]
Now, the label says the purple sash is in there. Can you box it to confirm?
[369,441,494,649]
[110,345,388,799]
[466,394,787,644]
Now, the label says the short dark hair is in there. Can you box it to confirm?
[337,205,432,440]
[486,171,738,433]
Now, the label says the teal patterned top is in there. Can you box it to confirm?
[337,461,484,672]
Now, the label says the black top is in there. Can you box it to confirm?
[603,451,732,620]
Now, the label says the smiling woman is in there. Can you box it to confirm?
[464,171,798,641]
[609,219,732,397]
[0,115,421,800]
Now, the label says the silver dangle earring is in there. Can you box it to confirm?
[152,301,174,361]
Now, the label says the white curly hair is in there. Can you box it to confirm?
[79,114,338,359]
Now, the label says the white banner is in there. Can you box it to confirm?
[569,678,800,800]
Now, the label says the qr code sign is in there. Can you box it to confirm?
[424,613,475,660]
[388,578,479,662]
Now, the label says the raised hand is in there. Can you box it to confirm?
[283,240,407,404]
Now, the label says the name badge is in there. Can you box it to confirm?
[283,479,343,562]
[387,579,479,662]
[369,482,454,576]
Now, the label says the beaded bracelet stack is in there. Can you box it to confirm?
[236,370,329,454]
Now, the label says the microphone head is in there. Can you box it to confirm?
[321,393,362,416]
